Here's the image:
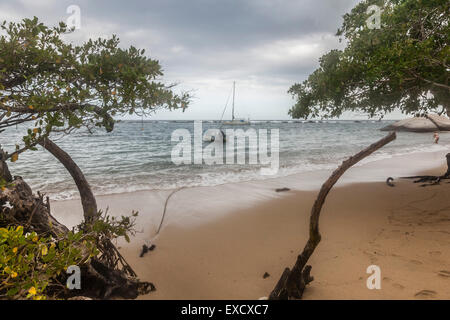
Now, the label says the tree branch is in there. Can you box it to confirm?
[38,137,98,223]
[269,132,397,300]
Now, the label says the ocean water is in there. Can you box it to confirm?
[2,120,449,200]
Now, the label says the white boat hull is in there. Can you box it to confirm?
[223,119,250,125]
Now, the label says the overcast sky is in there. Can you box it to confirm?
[1,0,403,120]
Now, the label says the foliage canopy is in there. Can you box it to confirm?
[0,17,189,160]
[288,0,449,119]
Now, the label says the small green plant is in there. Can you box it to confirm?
[0,226,97,300]
[0,210,138,300]
[85,210,139,243]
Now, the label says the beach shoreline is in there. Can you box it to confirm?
[50,148,450,299]
[51,148,449,227]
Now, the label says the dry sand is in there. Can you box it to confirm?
[51,151,450,300]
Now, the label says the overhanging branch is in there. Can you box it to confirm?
[38,137,98,223]
[269,132,397,300]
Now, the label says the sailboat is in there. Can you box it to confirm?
[223,81,250,125]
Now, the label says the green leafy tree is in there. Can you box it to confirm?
[288,0,449,119]
[0,17,189,221]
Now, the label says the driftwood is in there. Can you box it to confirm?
[0,176,69,237]
[401,153,450,186]
[140,244,156,258]
[0,148,67,237]
[72,259,154,299]
[386,177,395,187]
[269,132,397,300]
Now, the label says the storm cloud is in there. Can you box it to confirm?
[0,0,361,119]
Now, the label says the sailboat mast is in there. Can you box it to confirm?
[232,81,235,121]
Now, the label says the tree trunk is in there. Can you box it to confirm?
[0,148,12,182]
[269,132,396,300]
[39,138,98,223]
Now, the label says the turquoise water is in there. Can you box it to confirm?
[2,120,449,200]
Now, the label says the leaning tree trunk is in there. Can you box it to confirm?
[269,132,397,300]
[39,138,98,223]
[36,138,155,298]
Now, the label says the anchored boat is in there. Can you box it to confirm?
[223,81,250,125]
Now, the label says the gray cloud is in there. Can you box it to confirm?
[0,0,361,119]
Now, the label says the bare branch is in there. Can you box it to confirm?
[269,132,397,300]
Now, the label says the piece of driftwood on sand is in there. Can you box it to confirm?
[401,153,450,186]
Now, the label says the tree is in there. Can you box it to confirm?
[272,0,449,300]
[269,133,396,300]
[0,17,189,222]
[288,0,449,120]
[0,17,189,299]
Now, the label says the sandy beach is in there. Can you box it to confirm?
[51,149,450,300]
[2,0,448,306]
